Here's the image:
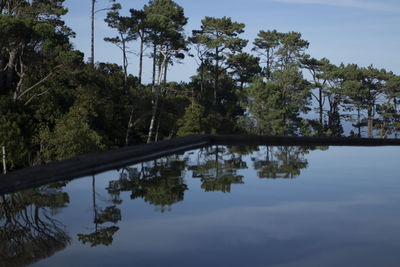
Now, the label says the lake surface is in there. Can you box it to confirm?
[1,145,400,267]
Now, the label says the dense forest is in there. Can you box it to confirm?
[1,0,400,170]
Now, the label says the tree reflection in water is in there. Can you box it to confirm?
[107,156,189,212]
[0,145,326,264]
[189,146,248,193]
[78,175,122,247]
[251,146,327,179]
[0,183,70,266]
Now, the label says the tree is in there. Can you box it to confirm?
[0,0,82,104]
[104,2,136,93]
[144,0,187,88]
[90,0,115,66]
[343,65,387,138]
[192,16,247,106]
[376,73,400,138]
[227,52,261,90]
[144,0,188,143]
[252,29,281,80]
[39,107,105,161]
[302,56,342,135]
[242,77,287,135]
[176,102,206,136]
[129,8,148,86]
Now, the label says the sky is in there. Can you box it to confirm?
[63,0,400,83]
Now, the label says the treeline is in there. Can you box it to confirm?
[1,0,400,170]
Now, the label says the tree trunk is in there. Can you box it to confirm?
[395,99,398,139]
[0,54,4,89]
[122,37,128,94]
[125,108,134,145]
[155,87,170,142]
[163,59,168,88]
[152,43,157,92]
[214,46,219,107]
[147,51,167,143]
[319,88,323,126]
[357,107,361,137]
[138,35,144,87]
[6,49,16,90]
[200,60,204,95]
[367,101,373,138]
[91,0,95,66]
[266,50,271,81]
[168,121,177,139]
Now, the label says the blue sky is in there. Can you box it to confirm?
[64,0,400,83]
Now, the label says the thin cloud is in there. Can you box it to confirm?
[270,0,400,13]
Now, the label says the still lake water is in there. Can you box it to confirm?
[1,145,400,267]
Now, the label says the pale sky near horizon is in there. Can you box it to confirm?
[63,0,400,83]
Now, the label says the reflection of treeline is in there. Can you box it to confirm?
[189,147,245,193]
[0,185,70,267]
[0,144,326,263]
[78,175,121,247]
[252,146,313,179]
[108,158,188,212]
[1,1,399,171]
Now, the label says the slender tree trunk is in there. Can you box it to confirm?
[91,0,95,66]
[357,107,361,137]
[215,145,219,177]
[380,100,389,139]
[147,51,167,143]
[367,101,373,138]
[168,121,177,139]
[152,43,157,92]
[155,87,170,142]
[6,49,16,90]
[92,175,98,232]
[319,88,323,126]
[395,99,398,139]
[200,61,204,95]
[122,38,128,94]
[154,57,165,142]
[163,60,168,88]
[138,35,144,86]
[214,44,219,107]
[0,54,4,89]
[125,108,134,145]
[266,50,271,81]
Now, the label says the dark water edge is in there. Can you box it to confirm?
[2,134,400,195]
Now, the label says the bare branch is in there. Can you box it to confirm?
[24,88,51,106]
[16,64,63,101]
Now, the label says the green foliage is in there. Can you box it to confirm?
[77,226,119,247]
[39,110,105,161]
[1,0,400,172]
[227,52,261,89]
[243,78,286,135]
[177,102,206,136]
[0,115,28,169]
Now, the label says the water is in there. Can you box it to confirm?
[1,145,400,267]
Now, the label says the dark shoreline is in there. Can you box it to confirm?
[1,134,400,194]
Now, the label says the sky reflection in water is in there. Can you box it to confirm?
[1,146,400,267]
